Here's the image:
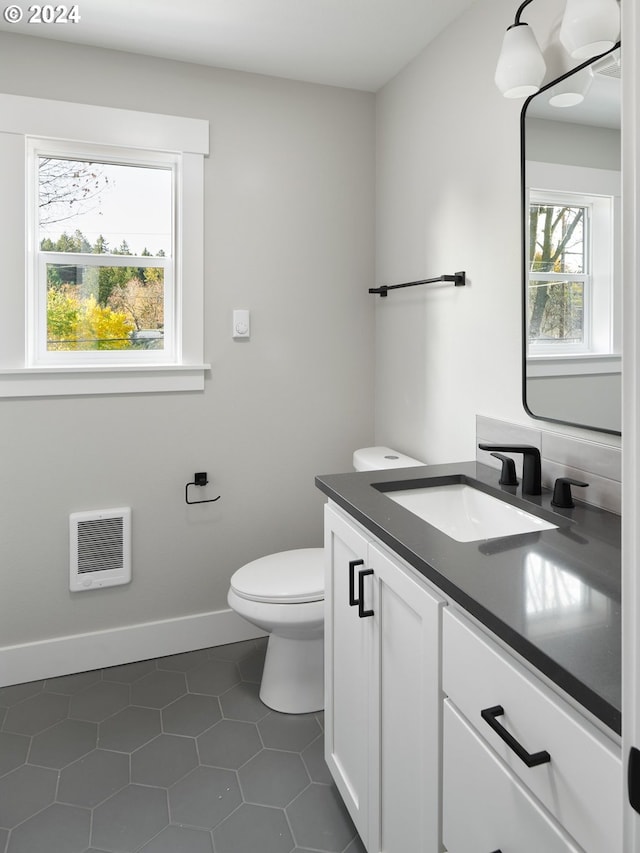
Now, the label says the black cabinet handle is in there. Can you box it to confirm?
[348,559,364,606]
[481,705,551,768]
[358,568,374,618]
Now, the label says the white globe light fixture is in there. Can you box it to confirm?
[560,0,621,60]
[496,0,620,99]
[495,22,546,98]
[548,65,593,107]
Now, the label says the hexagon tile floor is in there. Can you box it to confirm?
[0,638,366,853]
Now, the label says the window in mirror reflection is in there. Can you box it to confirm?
[524,553,611,640]
[529,199,587,348]
[525,552,587,617]
[528,187,615,356]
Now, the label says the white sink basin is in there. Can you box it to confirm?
[384,483,558,542]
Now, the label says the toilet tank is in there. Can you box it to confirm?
[353,446,424,472]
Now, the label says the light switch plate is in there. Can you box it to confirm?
[233,309,250,339]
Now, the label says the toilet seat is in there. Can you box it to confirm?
[230,548,324,605]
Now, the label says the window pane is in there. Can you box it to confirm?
[46,263,164,351]
[38,158,172,258]
[529,204,585,274]
[528,279,584,345]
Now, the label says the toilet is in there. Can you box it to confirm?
[227,446,424,714]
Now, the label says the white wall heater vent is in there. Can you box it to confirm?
[70,507,132,592]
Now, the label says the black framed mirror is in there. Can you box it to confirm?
[521,44,621,435]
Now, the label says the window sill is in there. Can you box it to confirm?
[0,364,210,397]
[526,353,621,378]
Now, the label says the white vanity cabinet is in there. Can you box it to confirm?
[442,608,622,853]
[443,700,582,853]
[323,500,622,853]
[324,502,445,853]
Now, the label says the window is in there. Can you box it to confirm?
[528,193,591,353]
[29,142,175,365]
[0,93,209,397]
[525,162,620,362]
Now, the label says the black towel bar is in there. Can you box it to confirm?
[369,271,466,297]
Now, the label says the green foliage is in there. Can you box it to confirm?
[42,230,165,341]
[47,287,135,351]
[93,234,108,254]
[41,229,92,253]
[112,240,131,256]
[47,288,80,344]
[98,265,133,306]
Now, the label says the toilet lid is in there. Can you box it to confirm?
[230,548,325,604]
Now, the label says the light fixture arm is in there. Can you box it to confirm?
[514,0,537,25]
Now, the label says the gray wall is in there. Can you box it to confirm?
[373,0,622,463]
[527,371,622,434]
[0,33,376,650]
[526,118,621,170]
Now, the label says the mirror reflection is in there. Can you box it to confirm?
[522,47,621,434]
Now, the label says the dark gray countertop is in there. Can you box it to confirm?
[315,461,621,734]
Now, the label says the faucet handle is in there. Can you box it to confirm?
[489,452,518,487]
[551,477,588,509]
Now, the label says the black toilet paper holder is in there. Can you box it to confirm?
[185,472,221,505]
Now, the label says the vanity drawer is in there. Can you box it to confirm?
[442,608,621,853]
[443,700,581,853]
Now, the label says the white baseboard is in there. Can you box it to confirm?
[0,608,266,687]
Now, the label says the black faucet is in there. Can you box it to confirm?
[478,444,542,496]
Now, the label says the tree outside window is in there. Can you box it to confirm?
[36,154,172,355]
[528,202,588,350]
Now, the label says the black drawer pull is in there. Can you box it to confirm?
[348,559,364,606]
[358,568,374,618]
[481,705,551,768]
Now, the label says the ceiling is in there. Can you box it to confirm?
[528,49,621,129]
[0,0,476,91]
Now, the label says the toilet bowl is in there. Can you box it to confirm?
[227,447,424,714]
[228,548,325,714]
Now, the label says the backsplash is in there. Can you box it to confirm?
[476,415,621,514]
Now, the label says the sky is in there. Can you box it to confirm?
[39,160,173,257]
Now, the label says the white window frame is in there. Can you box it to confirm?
[0,93,209,397]
[527,190,593,355]
[28,139,177,367]
[525,161,621,369]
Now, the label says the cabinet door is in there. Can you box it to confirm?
[324,504,373,845]
[443,700,582,853]
[370,543,444,853]
[443,609,621,853]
